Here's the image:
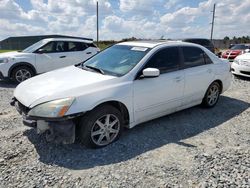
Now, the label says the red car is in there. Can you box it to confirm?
[222,44,250,61]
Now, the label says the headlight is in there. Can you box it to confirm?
[0,57,12,64]
[28,98,75,118]
[233,59,240,65]
[0,57,15,63]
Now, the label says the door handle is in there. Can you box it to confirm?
[60,56,66,58]
[174,76,182,82]
[207,69,212,73]
[86,52,92,55]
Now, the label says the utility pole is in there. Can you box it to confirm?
[210,3,216,41]
[96,0,99,47]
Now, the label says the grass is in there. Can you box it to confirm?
[0,50,16,53]
[97,43,111,50]
[96,41,117,50]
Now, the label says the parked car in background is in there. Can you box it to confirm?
[221,44,250,62]
[11,40,231,148]
[231,49,250,77]
[0,38,99,83]
[181,38,215,53]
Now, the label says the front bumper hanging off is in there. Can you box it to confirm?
[10,98,76,144]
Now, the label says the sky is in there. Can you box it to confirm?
[0,0,249,41]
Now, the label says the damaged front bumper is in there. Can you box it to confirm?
[11,98,81,144]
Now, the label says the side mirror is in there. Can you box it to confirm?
[245,49,250,53]
[37,49,46,54]
[142,68,160,78]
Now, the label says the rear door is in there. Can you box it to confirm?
[181,46,215,106]
[133,46,185,123]
[62,42,99,65]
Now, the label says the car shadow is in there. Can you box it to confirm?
[0,79,17,88]
[24,96,249,170]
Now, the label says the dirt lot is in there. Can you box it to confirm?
[0,76,249,188]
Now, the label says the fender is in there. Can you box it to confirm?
[8,62,37,77]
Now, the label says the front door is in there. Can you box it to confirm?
[133,46,184,124]
[35,41,73,73]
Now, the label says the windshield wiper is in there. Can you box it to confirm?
[84,65,105,75]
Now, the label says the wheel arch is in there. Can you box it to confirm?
[212,79,223,93]
[203,79,223,100]
[8,62,37,77]
[92,100,130,127]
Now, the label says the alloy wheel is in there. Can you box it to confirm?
[91,114,120,146]
[207,84,220,106]
[15,69,32,83]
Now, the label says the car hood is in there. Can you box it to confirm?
[0,51,31,59]
[14,66,117,108]
[236,53,250,60]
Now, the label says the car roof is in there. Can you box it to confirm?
[42,38,93,43]
[117,40,200,48]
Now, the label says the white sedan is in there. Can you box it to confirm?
[231,50,250,78]
[11,41,232,148]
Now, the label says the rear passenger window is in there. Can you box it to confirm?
[55,41,68,52]
[145,47,180,73]
[68,42,88,51]
[182,47,205,67]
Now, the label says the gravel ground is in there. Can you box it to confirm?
[0,76,249,188]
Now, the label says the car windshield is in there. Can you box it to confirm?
[230,45,248,50]
[22,40,48,53]
[83,45,150,76]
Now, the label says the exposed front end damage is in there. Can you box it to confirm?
[11,98,77,144]
[39,120,75,144]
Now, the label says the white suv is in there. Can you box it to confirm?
[12,41,231,148]
[0,38,99,83]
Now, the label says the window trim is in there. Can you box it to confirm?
[135,46,182,80]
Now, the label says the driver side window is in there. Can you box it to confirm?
[145,47,180,73]
[40,42,55,53]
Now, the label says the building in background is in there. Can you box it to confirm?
[0,35,92,50]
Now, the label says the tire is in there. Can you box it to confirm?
[202,82,221,108]
[11,66,35,83]
[79,105,123,148]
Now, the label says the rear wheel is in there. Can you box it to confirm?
[12,66,34,83]
[79,105,123,148]
[202,82,221,108]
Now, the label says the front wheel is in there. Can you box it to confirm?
[12,66,34,83]
[202,82,221,108]
[79,105,123,148]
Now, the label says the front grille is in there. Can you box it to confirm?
[240,71,250,75]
